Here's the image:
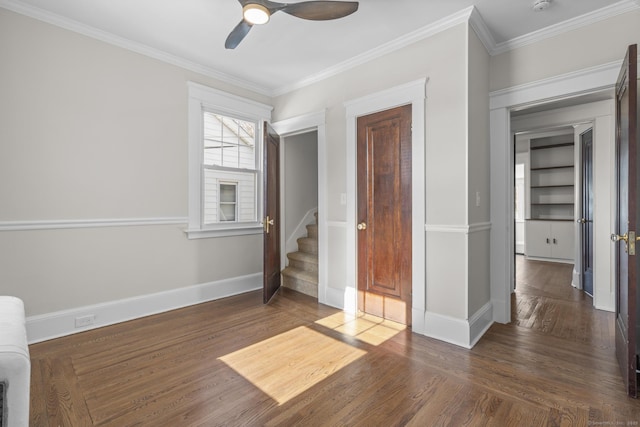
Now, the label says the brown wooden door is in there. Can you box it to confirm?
[580,128,594,296]
[613,44,638,398]
[263,122,281,303]
[357,105,412,325]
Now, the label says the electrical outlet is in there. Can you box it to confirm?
[75,314,96,328]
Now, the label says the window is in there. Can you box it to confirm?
[218,182,237,222]
[203,113,256,225]
[187,82,273,238]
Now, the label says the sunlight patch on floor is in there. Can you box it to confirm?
[315,312,406,346]
[218,326,366,405]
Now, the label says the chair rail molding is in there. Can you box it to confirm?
[0,217,188,231]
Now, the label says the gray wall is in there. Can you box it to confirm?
[273,23,479,324]
[0,9,267,316]
[284,131,318,248]
[489,10,640,92]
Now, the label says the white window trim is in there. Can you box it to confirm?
[186,82,273,239]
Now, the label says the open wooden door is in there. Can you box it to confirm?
[612,44,639,398]
[357,105,412,325]
[263,122,281,303]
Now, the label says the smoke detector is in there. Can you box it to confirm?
[533,0,551,11]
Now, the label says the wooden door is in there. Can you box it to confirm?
[263,122,281,303]
[613,44,638,398]
[580,128,594,296]
[357,105,412,325]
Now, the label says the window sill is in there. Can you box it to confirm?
[185,225,263,239]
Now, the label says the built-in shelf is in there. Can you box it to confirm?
[531,203,574,206]
[530,165,574,171]
[520,130,576,263]
[526,218,574,222]
[528,133,575,222]
[529,142,575,150]
[531,185,574,188]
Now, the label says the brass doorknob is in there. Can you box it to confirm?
[611,232,628,243]
[357,222,367,230]
[611,231,640,255]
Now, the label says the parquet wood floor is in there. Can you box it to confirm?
[28,257,640,426]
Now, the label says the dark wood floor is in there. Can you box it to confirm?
[29,258,640,426]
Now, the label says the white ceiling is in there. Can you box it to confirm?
[2,0,637,95]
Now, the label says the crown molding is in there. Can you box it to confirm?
[272,7,476,97]
[468,7,497,55]
[3,0,637,98]
[492,0,640,55]
[0,0,271,96]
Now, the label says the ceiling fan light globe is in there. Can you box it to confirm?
[243,4,270,25]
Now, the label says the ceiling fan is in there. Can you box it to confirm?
[225,0,359,49]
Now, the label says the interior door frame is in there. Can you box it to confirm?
[573,122,594,292]
[490,62,625,323]
[577,124,595,294]
[345,79,427,334]
[272,111,327,302]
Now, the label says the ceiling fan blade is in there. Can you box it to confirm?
[280,1,358,21]
[225,20,253,49]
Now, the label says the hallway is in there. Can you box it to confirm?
[512,255,614,348]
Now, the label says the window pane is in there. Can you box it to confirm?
[204,140,222,166]
[204,113,223,141]
[203,170,256,225]
[220,204,236,222]
[220,183,236,203]
[203,113,256,169]
[222,144,239,168]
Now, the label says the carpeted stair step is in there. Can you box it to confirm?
[306,223,318,239]
[281,266,318,298]
[297,237,318,255]
[287,251,318,273]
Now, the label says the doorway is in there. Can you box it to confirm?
[491,82,617,323]
[279,130,319,298]
[345,78,426,334]
[272,111,326,302]
[356,105,412,325]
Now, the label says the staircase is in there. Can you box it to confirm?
[281,212,318,298]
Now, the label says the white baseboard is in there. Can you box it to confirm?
[469,302,494,348]
[422,311,472,348]
[323,286,348,312]
[420,302,494,349]
[411,308,426,336]
[26,273,261,344]
[572,268,581,289]
[491,299,510,324]
[525,255,574,265]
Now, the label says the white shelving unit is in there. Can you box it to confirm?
[523,132,576,263]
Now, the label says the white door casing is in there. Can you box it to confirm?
[490,61,622,322]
